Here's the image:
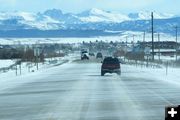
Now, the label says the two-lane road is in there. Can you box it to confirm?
[0,62,180,120]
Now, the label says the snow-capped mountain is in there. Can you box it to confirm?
[42,8,175,23]
[77,8,130,23]
[0,11,63,30]
[128,11,175,20]
[0,8,178,34]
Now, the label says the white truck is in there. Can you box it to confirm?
[81,49,89,60]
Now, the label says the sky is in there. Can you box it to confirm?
[0,0,179,14]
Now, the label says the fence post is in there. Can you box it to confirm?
[16,64,18,76]
[166,61,168,75]
[19,62,21,75]
[146,56,149,68]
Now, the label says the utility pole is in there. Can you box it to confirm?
[36,49,39,70]
[34,48,39,70]
[125,36,128,61]
[143,31,146,42]
[36,57,39,70]
[19,62,21,75]
[132,34,135,47]
[126,36,128,48]
[151,12,155,61]
[175,26,178,61]
[16,64,18,76]
[133,34,135,41]
[158,33,160,61]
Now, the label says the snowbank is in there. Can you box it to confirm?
[122,65,180,86]
[0,60,15,68]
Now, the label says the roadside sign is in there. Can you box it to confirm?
[34,48,40,56]
[144,47,151,55]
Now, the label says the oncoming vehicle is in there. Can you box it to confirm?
[101,57,121,76]
[81,54,89,60]
[81,50,89,60]
[96,52,103,59]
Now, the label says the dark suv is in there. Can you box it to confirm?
[96,52,103,59]
[101,57,121,76]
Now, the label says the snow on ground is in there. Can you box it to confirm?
[1,57,180,92]
[122,64,180,87]
[154,55,180,61]
[0,59,64,80]
[0,60,15,68]
[1,59,180,120]
[0,32,177,45]
[0,53,79,91]
[121,31,177,42]
[0,51,180,97]
[0,62,73,92]
[0,56,71,79]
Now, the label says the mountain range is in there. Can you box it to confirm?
[0,8,179,37]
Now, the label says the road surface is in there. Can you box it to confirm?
[0,61,180,120]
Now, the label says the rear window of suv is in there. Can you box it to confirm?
[103,58,119,64]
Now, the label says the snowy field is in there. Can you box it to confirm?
[154,55,180,61]
[0,32,177,45]
[0,60,15,68]
[0,54,79,90]
[124,64,180,85]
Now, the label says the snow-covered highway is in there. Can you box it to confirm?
[0,61,180,120]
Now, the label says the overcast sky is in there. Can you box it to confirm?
[0,0,179,14]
